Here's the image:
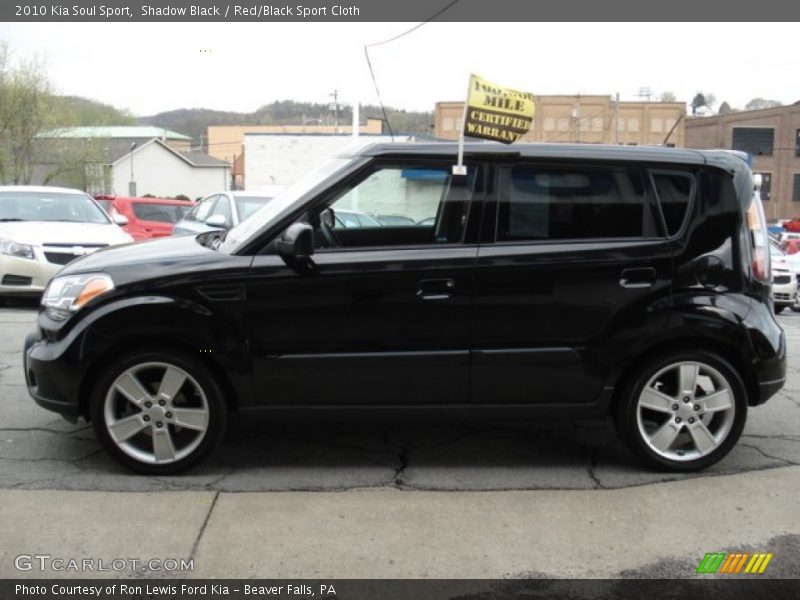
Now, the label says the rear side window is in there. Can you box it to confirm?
[132,203,187,224]
[497,165,654,241]
[652,172,694,236]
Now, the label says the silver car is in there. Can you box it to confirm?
[172,191,272,236]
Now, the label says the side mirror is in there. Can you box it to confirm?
[275,222,314,259]
[112,213,129,226]
[205,214,227,228]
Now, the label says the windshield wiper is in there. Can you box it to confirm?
[0,218,24,222]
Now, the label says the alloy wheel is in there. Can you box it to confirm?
[103,362,210,465]
[636,361,736,461]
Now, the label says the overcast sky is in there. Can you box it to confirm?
[0,22,797,116]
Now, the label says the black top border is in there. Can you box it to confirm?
[2,0,799,22]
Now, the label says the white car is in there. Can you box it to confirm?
[172,191,273,237]
[770,244,798,313]
[0,186,133,300]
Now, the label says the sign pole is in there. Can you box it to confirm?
[453,76,472,176]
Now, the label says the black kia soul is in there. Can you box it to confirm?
[24,143,785,474]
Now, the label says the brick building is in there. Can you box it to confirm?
[685,103,800,221]
[434,96,686,147]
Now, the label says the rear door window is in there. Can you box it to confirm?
[496,165,657,241]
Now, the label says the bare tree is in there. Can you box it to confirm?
[659,91,677,102]
[745,98,783,111]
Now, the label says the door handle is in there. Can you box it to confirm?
[620,267,656,289]
[417,278,455,300]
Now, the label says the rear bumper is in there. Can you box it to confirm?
[744,300,787,405]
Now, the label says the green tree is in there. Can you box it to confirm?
[0,43,57,184]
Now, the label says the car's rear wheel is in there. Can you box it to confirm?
[90,350,227,474]
[615,351,747,471]
[775,305,786,314]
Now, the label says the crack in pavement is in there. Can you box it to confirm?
[188,491,219,562]
[739,443,800,466]
[392,447,409,487]
[0,426,91,435]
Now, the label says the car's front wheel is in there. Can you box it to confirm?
[615,351,747,471]
[90,350,227,474]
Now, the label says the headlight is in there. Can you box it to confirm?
[42,273,115,320]
[0,237,34,260]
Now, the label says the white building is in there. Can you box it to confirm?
[243,133,406,194]
[109,139,230,199]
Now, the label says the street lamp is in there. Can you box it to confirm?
[128,142,137,196]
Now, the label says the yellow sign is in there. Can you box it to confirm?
[464,74,535,144]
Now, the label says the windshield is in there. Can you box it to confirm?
[234,195,271,222]
[0,191,110,224]
[218,157,353,254]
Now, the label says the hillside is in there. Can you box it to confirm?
[139,100,435,148]
[56,95,136,125]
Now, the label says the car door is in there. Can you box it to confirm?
[246,160,482,406]
[471,160,674,407]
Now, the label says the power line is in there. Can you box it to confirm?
[363,0,461,141]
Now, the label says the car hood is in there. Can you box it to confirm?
[0,221,132,246]
[57,233,250,288]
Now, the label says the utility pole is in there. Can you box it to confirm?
[574,94,581,143]
[613,92,619,144]
[329,89,339,134]
[128,142,137,197]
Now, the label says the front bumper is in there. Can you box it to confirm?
[24,330,82,421]
[0,253,59,296]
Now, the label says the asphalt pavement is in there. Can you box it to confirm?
[0,297,798,580]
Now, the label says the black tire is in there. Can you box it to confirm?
[791,304,800,313]
[774,305,786,314]
[614,350,748,471]
[90,349,227,475]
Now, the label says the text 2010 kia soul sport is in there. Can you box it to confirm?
[24,143,785,474]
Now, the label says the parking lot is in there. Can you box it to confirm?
[1,298,799,579]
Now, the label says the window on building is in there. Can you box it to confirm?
[442,118,455,132]
[650,119,663,133]
[754,172,772,202]
[628,119,640,133]
[591,118,603,132]
[543,118,556,132]
[557,118,569,132]
[796,129,800,157]
[496,165,656,241]
[794,174,800,202]
[732,127,774,156]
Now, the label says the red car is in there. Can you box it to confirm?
[783,217,800,233]
[94,195,194,240]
